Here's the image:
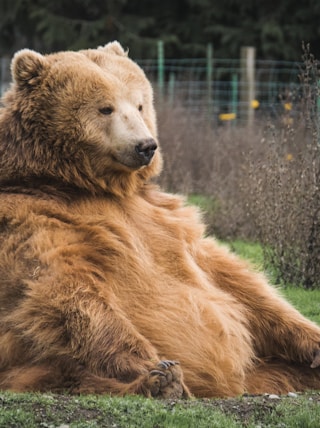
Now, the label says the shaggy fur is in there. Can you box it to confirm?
[0,42,320,398]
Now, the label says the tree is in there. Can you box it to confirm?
[1,0,320,60]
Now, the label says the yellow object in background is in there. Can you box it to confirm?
[219,112,236,121]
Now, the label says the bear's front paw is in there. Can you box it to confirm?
[311,349,320,368]
[147,360,191,399]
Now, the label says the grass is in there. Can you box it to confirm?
[228,239,265,267]
[0,392,240,427]
[228,239,320,325]
[283,287,320,325]
[188,194,217,216]
[2,391,320,427]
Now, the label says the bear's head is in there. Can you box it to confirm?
[0,42,162,197]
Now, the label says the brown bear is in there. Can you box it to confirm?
[0,41,320,398]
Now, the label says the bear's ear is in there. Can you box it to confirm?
[97,41,128,57]
[11,49,47,88]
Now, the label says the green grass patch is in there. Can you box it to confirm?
[0,392,240,428]
[282,287,320,325]
[2,392,320,428]
[187,194,217,216]
[262,396,320,427]
[228,239,265,267]
[227,239,320,325]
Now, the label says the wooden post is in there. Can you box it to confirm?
[231,73,238,125]
[240,47,256,127]
[168,72,175,105]
[206,43,213,117]
[157,40,164,100]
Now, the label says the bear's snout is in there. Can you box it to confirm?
[135,139,157,166]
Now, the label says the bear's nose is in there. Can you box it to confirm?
[135,139,158,165]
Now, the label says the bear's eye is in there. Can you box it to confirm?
[138,104,143,112]
[99,107,114,115]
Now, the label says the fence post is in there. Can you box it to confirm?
[157,40,164,100]
[206,43,213,116]
[168,72,175,105]
[240,46,256,127]
[231,73,238,124]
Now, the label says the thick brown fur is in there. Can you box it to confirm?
[0,42,320,398]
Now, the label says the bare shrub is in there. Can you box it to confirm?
[244,46,320,288]
[156,101,261,238]
[245,123,320,288]
[155,46,320,288]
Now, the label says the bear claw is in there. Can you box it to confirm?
[158,360,179,369]
[147,359,190,399]
[150,369,166,377]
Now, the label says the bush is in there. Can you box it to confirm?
[245,123,320,288]
[156,46,320,288]
[157,103,259,238]
[244,45,320,288]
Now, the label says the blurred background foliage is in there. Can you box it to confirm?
[1,0,320,60]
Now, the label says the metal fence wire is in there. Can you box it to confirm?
[138,57,304,125]
[0,53,308,126]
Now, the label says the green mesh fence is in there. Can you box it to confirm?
[138,57,303,126]
[0,55,306,126]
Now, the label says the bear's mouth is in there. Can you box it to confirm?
[113,140,157,170]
